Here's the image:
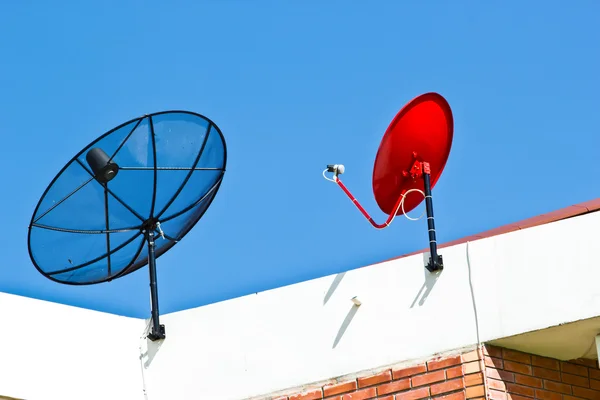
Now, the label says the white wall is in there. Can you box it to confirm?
[144,211,600,400]
[471,211,600,342]
[143,245,477,400]
[0,293,145,400]
[2,211,600,400]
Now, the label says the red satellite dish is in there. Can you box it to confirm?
[323,92,454,272]
[373,92,453,214]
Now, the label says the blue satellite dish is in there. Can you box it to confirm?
[28,111,227,340]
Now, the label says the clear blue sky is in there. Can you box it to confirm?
[1,1,598,318]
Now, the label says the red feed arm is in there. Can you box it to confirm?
[335,177,404,229]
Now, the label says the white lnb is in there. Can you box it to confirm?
[326,164,345,175]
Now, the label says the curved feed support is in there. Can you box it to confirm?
[323,161,443,272]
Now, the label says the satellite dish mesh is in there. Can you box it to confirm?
[28,111,226,286]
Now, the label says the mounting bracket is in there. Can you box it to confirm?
[422,162,443,272]
[146,229,166,341]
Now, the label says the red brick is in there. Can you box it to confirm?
[507,382,535,397]
[395,387,430,400]
[562,362,589,377]
[533,367,561,382]
[507,395,532,400]
[484,345,503,359]
[431,378,465,395]
[505,361,533,375]
[572,387,600,400]
[489,389,507,400]
[503,349,532,365]
[377,379,410,396]
[570,359,599,368]
[543,380,572,395]
[488,379,507,391]
[435,392,466,400]
[466,385,485,398]
[534,389,562,400]
[429,356,462,371]
[531,356,560,371]
[412,370,446,387]
[465,372,484,387]
[290,389,323,400]
[591,370,600,381]
[562,372,590,388]
[324,381,357,397]
[447,365,463,379]
[393,365,427,380]
[591,379,600,390]
[514,374,543,388]
[341,387,376,400]
[357,370,391,388]
[486,357,504,369]
[488,367,515,382]
[377,396,393,400]
[464,361,482,374]
[463,350,480,363]
[564,396,585,400]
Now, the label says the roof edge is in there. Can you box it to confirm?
[380,197,600,263]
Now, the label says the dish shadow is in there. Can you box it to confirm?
[410,253,442,308]
[324,272,346,305]
[140,321,164,369]
[332,304,360,349]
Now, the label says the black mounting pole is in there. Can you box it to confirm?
[146,230,166,341]
[422,162,443,272]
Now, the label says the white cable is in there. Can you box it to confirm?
[322,168,336,182]
[465,241,489,396]
[138,318,153,400]
[400,189,426,221]
[383,188,425,227]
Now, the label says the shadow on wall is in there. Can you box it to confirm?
[140,320,164,369]
[324,272,345,305]
[326,254,444,348]
[410,252,442,308]
[333,303,360,349]
[322,271,360,349]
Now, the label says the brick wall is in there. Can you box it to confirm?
[270,348,486,400]
[263,346,600,400]
[484,345,600,400]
